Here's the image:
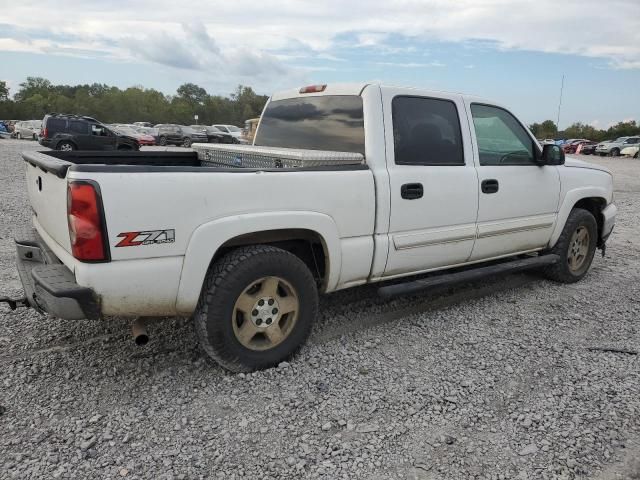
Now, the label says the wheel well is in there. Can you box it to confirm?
[212,229,328,286]
[573,197,606,246]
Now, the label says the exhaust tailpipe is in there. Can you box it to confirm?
[132,318,149,346]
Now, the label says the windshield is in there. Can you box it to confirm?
[254,95,365,154]
[615,137,628,142]
[183,127,201,134]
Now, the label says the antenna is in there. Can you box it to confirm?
[556,74,564,130]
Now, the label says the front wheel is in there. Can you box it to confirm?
[544,208,597,283]
[158,136,167,146]
[194,245,318,372]
[182,137,192,148]
[610,148,620,157]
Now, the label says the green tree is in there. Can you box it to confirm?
[529,120,557,139]
[0,80,9,101]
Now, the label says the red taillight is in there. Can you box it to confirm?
[67,182,108,261]
[299,84,327,94]
[42,128,48,138]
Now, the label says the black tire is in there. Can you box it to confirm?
[544,208,598,283]
[16,132,21,140]
[634,151,638,159]
[57,141,76,151]
[32,133,37,141]
[194,245,318,372]
[610,148,620,157]
[159,136,167,146]
[182,137,192,148]
[117,144,132,151]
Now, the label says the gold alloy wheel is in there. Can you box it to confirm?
[568,226,590,272]
[232,276,299,351]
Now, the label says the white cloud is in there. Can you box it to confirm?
[0,0,638,75]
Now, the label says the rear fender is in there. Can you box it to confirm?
[175,211,341,314]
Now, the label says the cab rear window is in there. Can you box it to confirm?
[254,95,365,154]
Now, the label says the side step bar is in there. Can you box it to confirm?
[378,254,560,300]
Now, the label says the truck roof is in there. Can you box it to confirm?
[270,83,501,109]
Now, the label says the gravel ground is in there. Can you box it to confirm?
[1,139,639,480]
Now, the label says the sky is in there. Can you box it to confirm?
[1,0,639,128]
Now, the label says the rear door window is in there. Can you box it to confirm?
[69,120,89,134]
[392,96,464,165]
[254,95,365,154]
[47,118,67,132]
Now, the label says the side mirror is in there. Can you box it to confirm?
[541,144,565,165]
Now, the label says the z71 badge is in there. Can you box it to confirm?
[116,229,175,247]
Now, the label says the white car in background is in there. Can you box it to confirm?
[213,124,243,138]
[621,145,639,158]
[13,120,42,140]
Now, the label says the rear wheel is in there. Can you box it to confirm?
[32,133,37,141]
[544,208,597,283]
[16,132,21,140]
[182,137,192,148]
[57,141,75,151]
[194,245,318,372]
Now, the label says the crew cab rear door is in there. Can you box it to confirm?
[466,102,560,260]
[381,87,478,277]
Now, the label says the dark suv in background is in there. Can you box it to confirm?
[39,114,139,151]
[155,124,208,147]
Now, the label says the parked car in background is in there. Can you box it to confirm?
[561,139,590,153]
[13,120,42,140]
[190,125,240,144]
[133,122,153,128]
[156,124,208,147]
[621,145,639,158]
[112,125,156,146]
[212,124,243,139]
[0,121,11,139]
[39,114,139,151]
[134,126,160,144]
[596,136,640,156]
[579,142,598,155]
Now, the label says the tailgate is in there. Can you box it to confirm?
[25,160,72,254]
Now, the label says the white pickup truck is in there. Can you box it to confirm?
[6,83,616,372]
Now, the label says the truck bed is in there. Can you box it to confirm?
[23,149,367,179]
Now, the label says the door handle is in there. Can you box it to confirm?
[481,179,499,194]
[401,183,424,200]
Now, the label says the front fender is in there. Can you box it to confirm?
[549,186,609,248]
[175,211,341,314]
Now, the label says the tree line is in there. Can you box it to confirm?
[530,119,640,142]
[0,77,268,126]
[1,77,638,140]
